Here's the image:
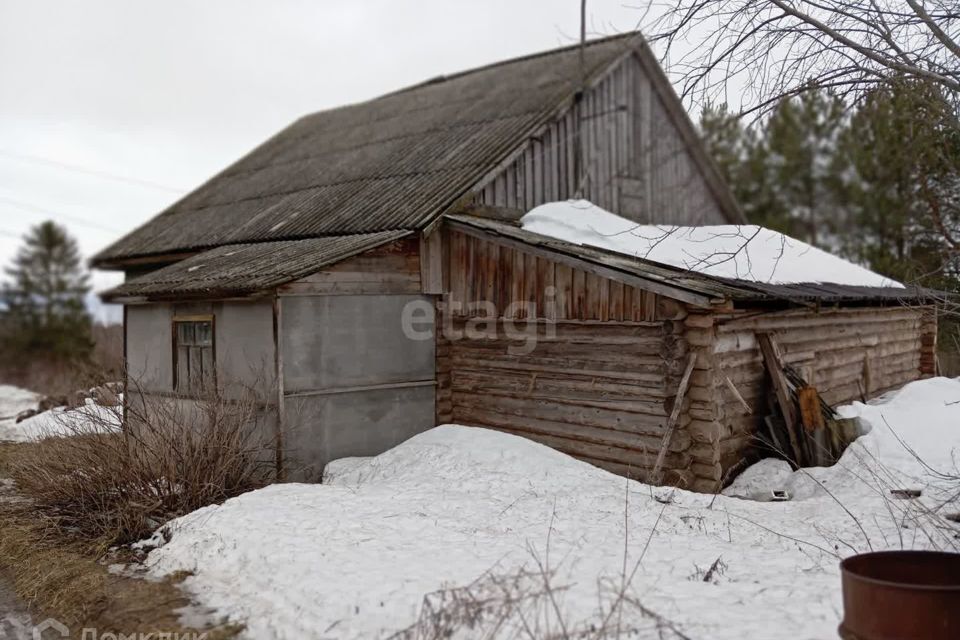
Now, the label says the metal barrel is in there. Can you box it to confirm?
[839,551,960,640]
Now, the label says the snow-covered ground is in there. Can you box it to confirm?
[139,377,960,640]
[521,200,902,287]
[0,385,41,442]
[0,386,121,442]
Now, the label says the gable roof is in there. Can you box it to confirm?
[92,33,740,269]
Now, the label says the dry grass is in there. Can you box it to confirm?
[0,442,240,638]
[393,503,691,640]
[0,323,123,398]
[7,387,276,548]
[0,378,274,636]
[392,560,692,640]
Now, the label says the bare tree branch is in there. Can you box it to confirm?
[640,0,960,116]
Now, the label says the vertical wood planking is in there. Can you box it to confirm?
[471,55,728,225]
[555,263,572,319]
[523,252,537,319]
[598,277,610,322]
[445,230,664,322]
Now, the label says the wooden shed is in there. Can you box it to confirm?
[434,211,936,491]
[94,34,936,490]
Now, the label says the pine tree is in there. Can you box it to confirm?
[700,103,749,187]
[699,103,768,224]
[699,81,960,334]
[836,78,960,287]
[759,90,846,247]
[0,221,94,361]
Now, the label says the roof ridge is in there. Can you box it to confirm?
[384,31,642,98]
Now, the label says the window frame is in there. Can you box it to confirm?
[171,314,216,395]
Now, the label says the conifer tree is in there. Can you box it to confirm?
[835,78,960,287]
[0,221,94,361]
[759,90,846,247]
[699,102,769,225]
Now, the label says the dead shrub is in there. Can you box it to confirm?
[391,565,692,640]
[7,385,277,547]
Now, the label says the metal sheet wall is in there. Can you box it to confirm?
[279,294,437,481]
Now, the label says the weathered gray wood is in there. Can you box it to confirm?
[471,50,735,226]
[651,352,697,483]
[757,333,802,465]
[420,230,445,295]
[279,281,422,296]
[272,296,286,480]
[447,223,715,308]
[723,374,752,414]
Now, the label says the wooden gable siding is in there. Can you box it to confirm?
[278,237,421,296]
[439,227,696,487]
[473,54,728,225]
[445,228,672,322]
[682,305,936,491]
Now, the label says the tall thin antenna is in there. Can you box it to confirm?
[574,0,587,198]
[579,0,587,91]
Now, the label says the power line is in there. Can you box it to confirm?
[0,149,186,194]
[0,196,123,234]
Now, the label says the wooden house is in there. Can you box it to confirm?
[95,34,936,490]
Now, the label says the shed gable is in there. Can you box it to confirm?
[472,50,740,225]
[445,227,684,322]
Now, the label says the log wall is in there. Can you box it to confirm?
[445,318,695,486]
[441,228,697,486]
[685,305,936,492]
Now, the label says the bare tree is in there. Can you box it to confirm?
[639,0,960,116]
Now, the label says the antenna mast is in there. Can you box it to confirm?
[575,0,587,198]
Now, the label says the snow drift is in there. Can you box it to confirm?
[0,385,40,442]
[0,386,121,443]
[141,377,960,639]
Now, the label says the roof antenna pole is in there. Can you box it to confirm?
[579,0,587,89]
[574,0,587,199]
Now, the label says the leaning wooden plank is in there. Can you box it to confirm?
[757,332,804,467]
[724,374,753,414]
[651,352,698,483]
[862,353,873,397]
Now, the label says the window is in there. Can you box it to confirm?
[174,318,215,394]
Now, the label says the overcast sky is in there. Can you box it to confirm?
[0,0,652,321]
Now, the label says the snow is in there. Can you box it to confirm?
[0,385,41,441]
[140,377,960,640]
[520,200,903,287]
[721,458,795,501]
[11,400,122,441]
[726,378,960,503]
[0,387,121,442]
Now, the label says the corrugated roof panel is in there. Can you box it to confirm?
[103,230,412,301]
[93,34,642,265]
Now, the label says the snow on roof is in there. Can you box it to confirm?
[520,200,902,288]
